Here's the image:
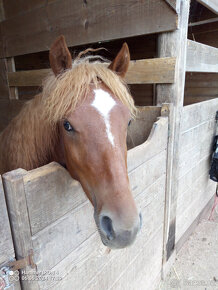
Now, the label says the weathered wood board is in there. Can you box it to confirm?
[8,57,176,87]
[0,176,14,266]
[196,0,218,14]
[186,40,218,73]
[0,176,21,289]
[127,106,161,149]
[0,0,178,57]
[3,110,168,290]
[176,98,218,244]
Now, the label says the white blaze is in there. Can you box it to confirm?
[91,89,116,146]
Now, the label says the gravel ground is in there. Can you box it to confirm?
[157,195,218,290]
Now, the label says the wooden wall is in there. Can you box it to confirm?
[176,98,218,245]
[2,112,168,290]
[0,0,177,58]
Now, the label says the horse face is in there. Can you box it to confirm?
[50,36,141,249]
[60,84,141,249]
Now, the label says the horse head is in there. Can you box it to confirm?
[48,36,141,249]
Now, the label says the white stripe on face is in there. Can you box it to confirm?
[91,89,116,146]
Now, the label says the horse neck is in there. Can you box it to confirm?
[0,94,59,173]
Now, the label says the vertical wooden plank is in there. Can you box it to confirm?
[7,58,18,100]
[0,58,9,99]
[0,0,5,22]
[156,0,190,268]
[0,176,14,266]
[2,169,39,290]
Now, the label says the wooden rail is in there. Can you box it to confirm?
[8,57,176,87]
[197,0,218,14]
[186,40,218,73]
[0,0,178,58]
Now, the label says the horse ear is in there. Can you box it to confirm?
[108,43,130,78]
[49,35,72,76]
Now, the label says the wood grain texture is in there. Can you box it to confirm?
[7,57,18,100]
[176,98,218,243]
[156,0,190,263]
[0,176,14,266]
[0,0,178,57]
[186,40,218,72]
[2,169,39,290]
[180,98,218,132]
[8,57,176,87]
[3,0,45,19]
[127,106,161,149]
[0,58,9,99]
[197,0,218,14]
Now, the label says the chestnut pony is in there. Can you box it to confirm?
[0,36,141,249]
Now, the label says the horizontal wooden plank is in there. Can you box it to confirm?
[184,96,217,106]
[176,178,215,243]
[3,0,45,19]
[8,57,176,87]
[0,0,178,57]
[197,0,218,14]
[189,17,218,28]
[186,40,218,72]
[185,87,218,96]
[186,72,218,83]
[177,159,213,214]
[126,57,176,84]
[181,97,218,132]
[179,117,215,156]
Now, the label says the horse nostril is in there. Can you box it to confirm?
[100,216,115,241]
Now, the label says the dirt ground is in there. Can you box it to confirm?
[158,195,218,290]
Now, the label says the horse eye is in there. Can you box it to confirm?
[128,120,132,127]
[63,120,74,132]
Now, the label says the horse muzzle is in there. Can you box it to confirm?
[94,211,142,249]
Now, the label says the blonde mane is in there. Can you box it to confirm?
[42,56,136,124]
[0,54,136,174]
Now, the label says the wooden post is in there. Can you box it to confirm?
[156,0,190,273]
[2,169,39,290]
[7,58,18,100]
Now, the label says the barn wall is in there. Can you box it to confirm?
[175,98,218,244]
[2,114,168,290]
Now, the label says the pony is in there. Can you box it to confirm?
[0,36,141,249]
